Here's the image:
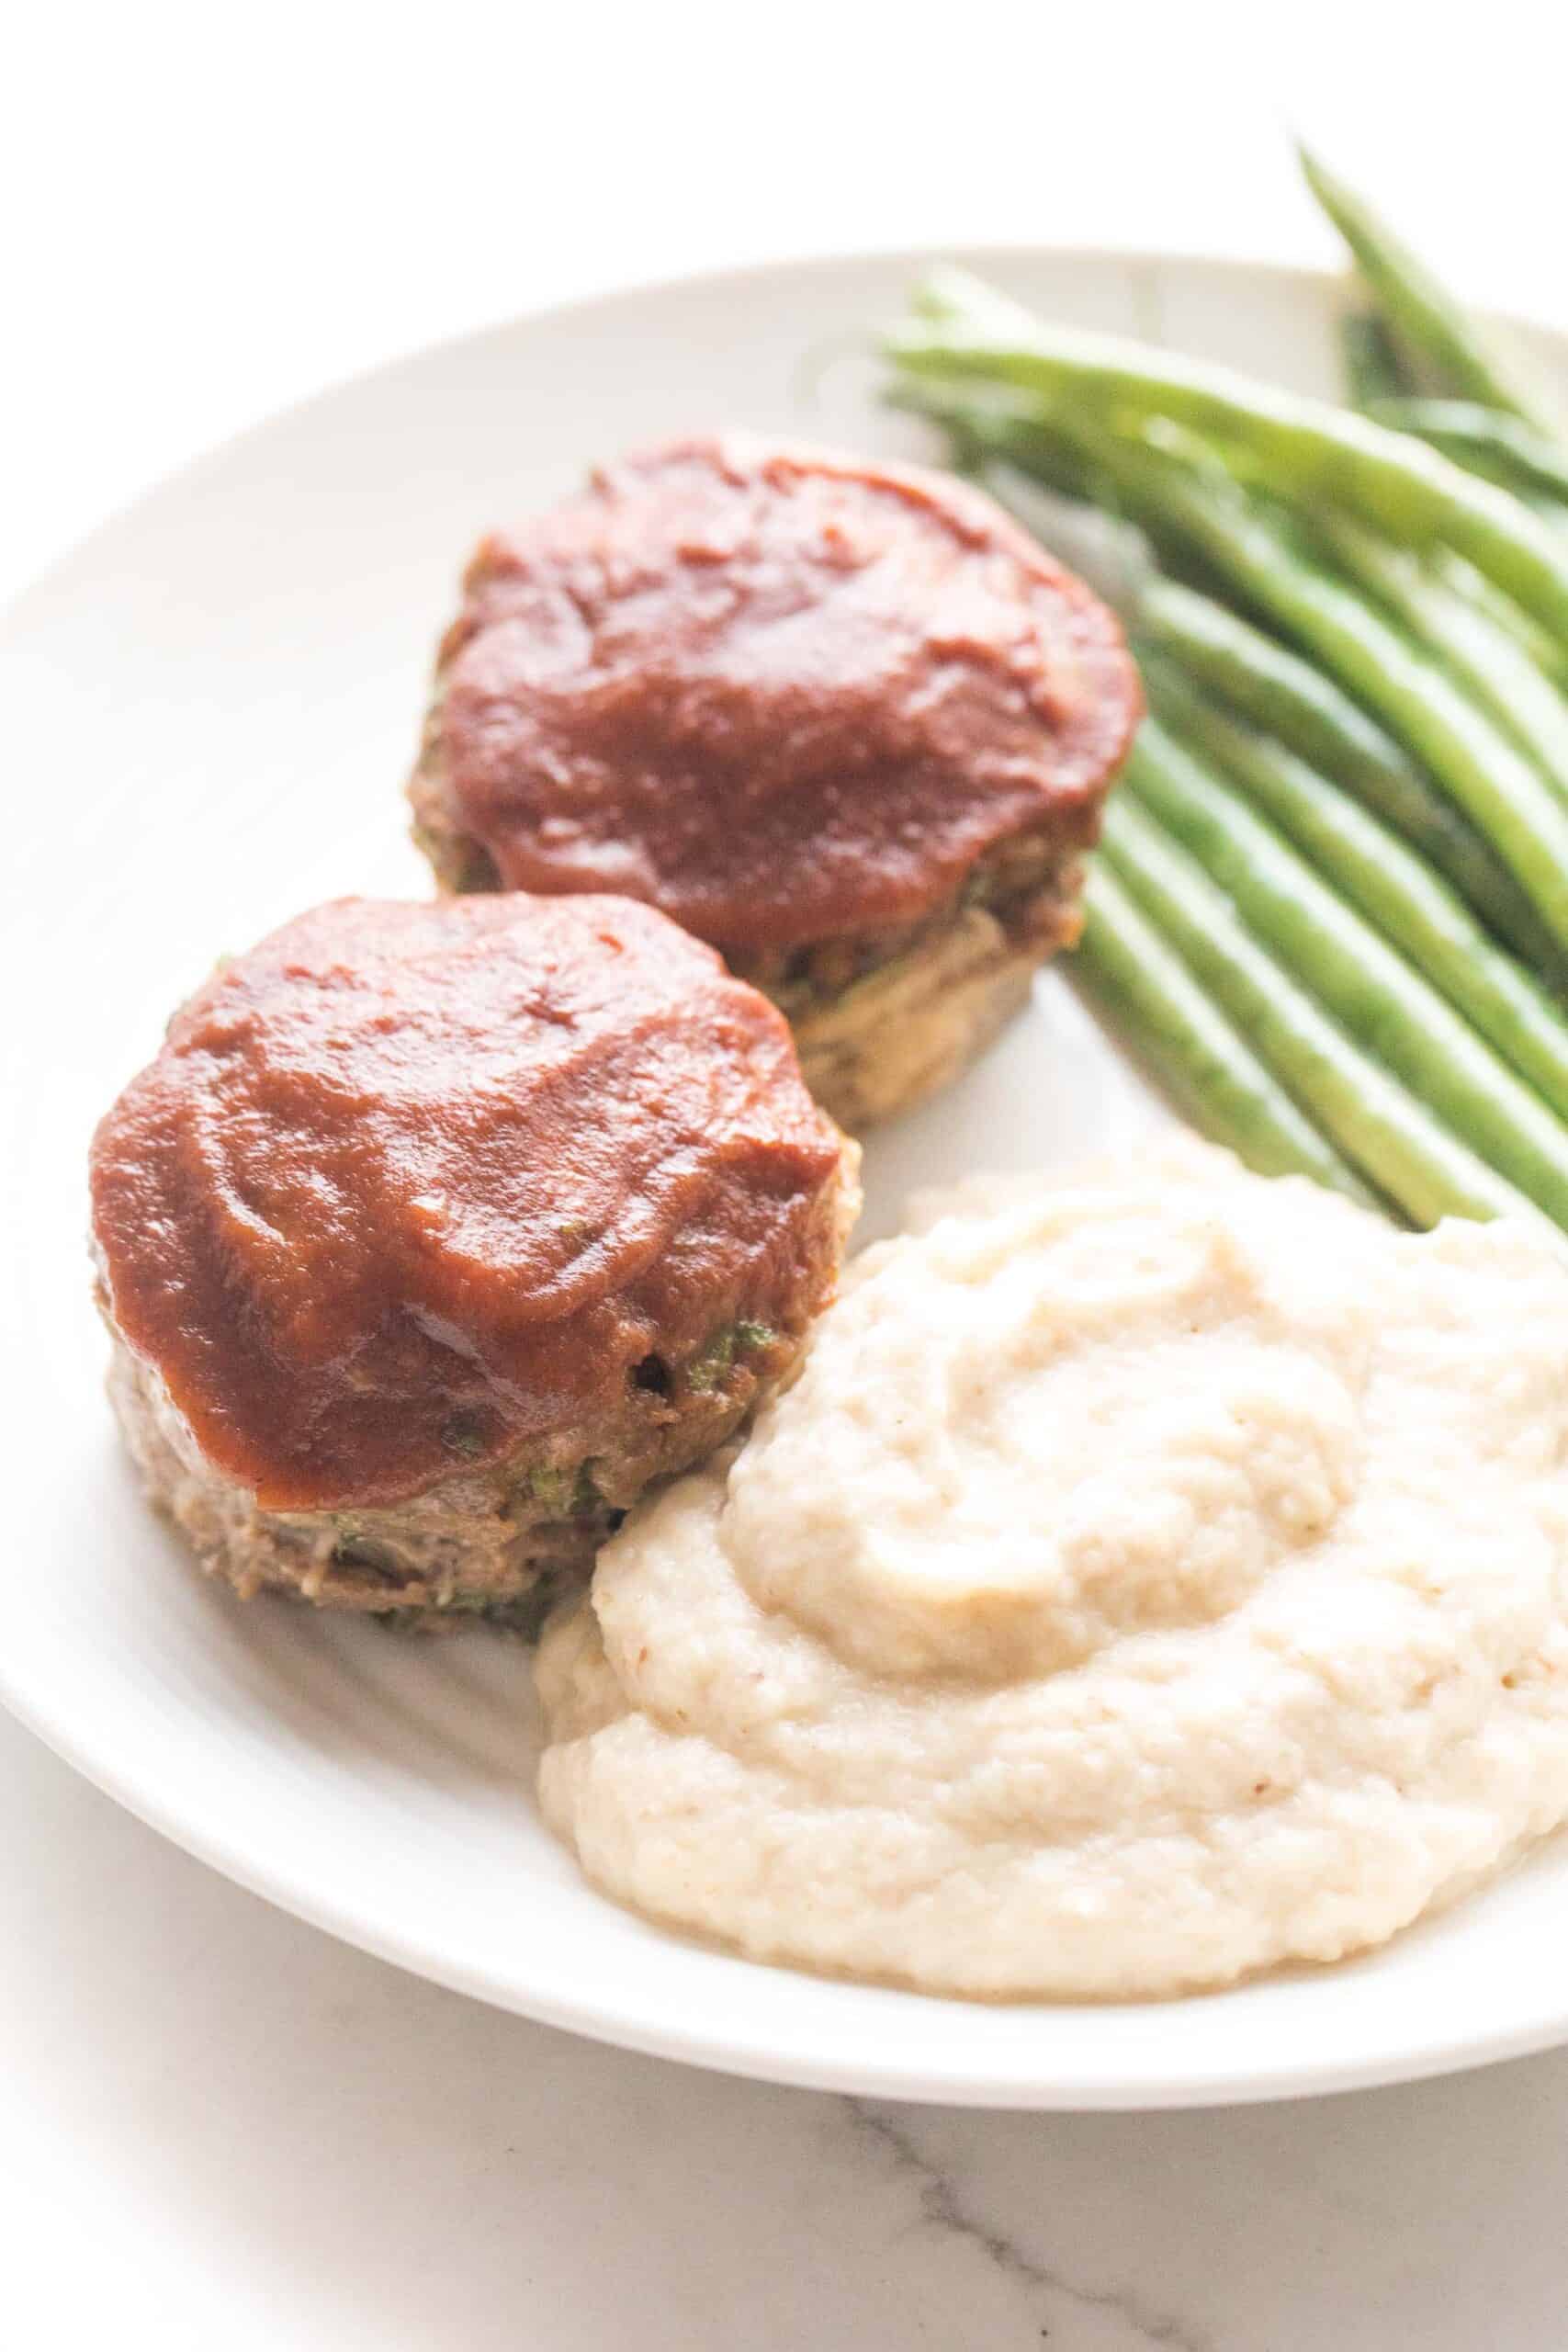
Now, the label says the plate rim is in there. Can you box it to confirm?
[10,1645,1568,2113]
[4,234,1557,644]
[7,240,1568,2111]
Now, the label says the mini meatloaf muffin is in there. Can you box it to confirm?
[89,894,859,1629]
[409,434,1142,1128]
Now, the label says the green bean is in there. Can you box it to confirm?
[1145,663,1568,1118]
[959,400,1568,956]
[886,370,1097,492]
[1073,862,1371,1197]
[1339,311,1412,412]
[935,414,1558,962]
[1367,398,1568,507]
[908,372,1563,682]
[925,394,1568,954]
[1100,794,1540,1229]
[968,455,1153,616]
[1130,575,1557,967]
[1316,514,1568,797]
[1061,432,1568,956]
[953,424,1564,961]
[1433,554,1568,694]
[886,267,1568,639]
[898,361,1568,960]
[1299,147,1563,436]
[1124,724,1568,1227]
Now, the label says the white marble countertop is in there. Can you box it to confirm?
[8,7,1568,2344]
[12,1695,1568,2352]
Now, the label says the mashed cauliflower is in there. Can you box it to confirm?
[536,1144,1568,1999]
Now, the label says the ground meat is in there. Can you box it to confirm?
[409,434,1140,1125]
[91,892,858,1620]
[103,1284,850,1628]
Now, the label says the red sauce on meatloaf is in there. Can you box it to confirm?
[431,435,1141,952]
[90,896,844,1510]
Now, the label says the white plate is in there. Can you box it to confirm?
[6,246,1568,2112]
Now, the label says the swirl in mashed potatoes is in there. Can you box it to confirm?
[536,1143,1568,1999]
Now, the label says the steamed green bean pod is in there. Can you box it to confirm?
[1430,555,1568,695]
[1338,311,1413,412]
[1299,146,1563,437]
[1128,574,1556,967]
[1125,724,1568,1229]
[886,266,1568,640]
[1367,398,1568,511]
[1074,862,1370,1196]
[1100,795,1541,1230]
[1315,514,1568,798]
[888,356,1568,956]
[1145,665,1568,1118]
[1078,438,1568,956]
[935,402,1568,956]
[965,408,1568,959]
[925,435,1558,967]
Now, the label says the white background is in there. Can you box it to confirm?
[7,6,1568,2345]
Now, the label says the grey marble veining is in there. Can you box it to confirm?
[844,2101,1213,2348]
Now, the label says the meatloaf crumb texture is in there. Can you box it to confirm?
[409,435,1139,1125]
[103,1146,858,1628]
[91,889,861,1622]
